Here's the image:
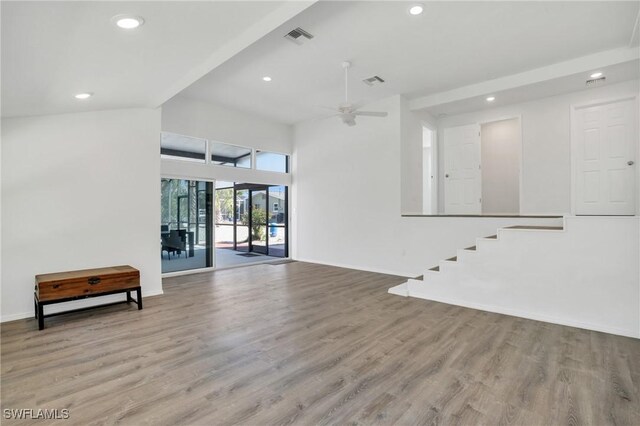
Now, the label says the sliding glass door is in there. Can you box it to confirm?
[161,178,213,273]
[214,182,288,268]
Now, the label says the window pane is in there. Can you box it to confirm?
[255,151,288,173]
[211,142,251,168]
[161,133,206,163]
[268,185,286,225]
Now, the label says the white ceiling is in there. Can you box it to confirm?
[425,59,640,117]
[1,1,314,118]
[179,1,640,124]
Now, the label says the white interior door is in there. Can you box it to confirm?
[444,124,481,214]
[574,98,637,215]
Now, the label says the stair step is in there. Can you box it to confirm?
[485,235,497,239]
[429,266,440,272]
[503,225,564,230]
[414,274,423,281]
[446,256,457,262]
[465,245,476,251]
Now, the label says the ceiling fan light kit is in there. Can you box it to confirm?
[324,61,388,127]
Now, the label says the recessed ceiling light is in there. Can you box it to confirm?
[112,15,144,29]
[262,76,272,82]
[486,96,496,102]
[409,5,424,15]
[74,93,93,100]
[590,72,603,78]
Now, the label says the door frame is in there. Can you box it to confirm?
[422,123,438,214]
[234,183,289,257]
[478,115,523,215]
[441,115,522,215]
[570,95,639,216]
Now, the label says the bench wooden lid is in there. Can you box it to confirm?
[36,265,139,283]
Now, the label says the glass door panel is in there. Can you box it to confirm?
[250,189,268,254]
[161,178,213,273]
[267,185,287,257]
[235,189,249,252]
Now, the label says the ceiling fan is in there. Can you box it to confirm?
[323,61,388,127]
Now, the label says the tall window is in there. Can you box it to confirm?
[160,132,290,174]
[255,151,289,173]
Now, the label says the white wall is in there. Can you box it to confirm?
[162,95,292,155]
[432,79,639,214]
[1,108,162,321]
[400,216,640,338]
[481,118,521,214]
[400,97,424,214]
[293,95,563,277]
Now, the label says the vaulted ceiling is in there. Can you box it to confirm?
[179,1,640,124]
[1,1,312,117]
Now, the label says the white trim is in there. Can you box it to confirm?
[161,257,291,278]
[161,159,291,186]
[293,257,415,278]
[570,95,639,215]
[161,173,215,183]
[1,290,165,324]
[395,290,639,339]
[162,267,216,279]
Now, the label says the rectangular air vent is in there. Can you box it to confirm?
[284,27,314,45]
[586,76,606,87]
[363,76,385,86]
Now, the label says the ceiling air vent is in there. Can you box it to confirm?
[284,27,314,45]
[362,76,385,86]
[586,76,606,87]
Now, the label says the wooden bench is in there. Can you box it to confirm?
[34,265,142,330]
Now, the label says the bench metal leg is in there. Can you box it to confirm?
[136,287,143,310]
[38,303,44,330]
[126,291,132,304]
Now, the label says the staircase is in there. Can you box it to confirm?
[389,216,640,338]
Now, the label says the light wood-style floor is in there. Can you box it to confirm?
[2,262,639,425]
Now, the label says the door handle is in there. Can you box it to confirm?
[445,174,450,178]
[628,160,635,166]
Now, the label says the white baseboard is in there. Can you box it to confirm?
[401,290,639,339]
[1,289,164,324]
[293,257,414,278]
[388,282,409,296]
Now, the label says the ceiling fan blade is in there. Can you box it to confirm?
[314,105,340,112]
[353,111,388,117]
[309,113,340,122]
